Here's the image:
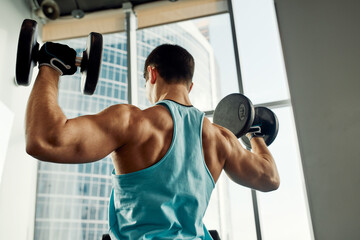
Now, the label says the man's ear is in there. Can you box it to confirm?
[147,66,157,84]
[188,82,194,93]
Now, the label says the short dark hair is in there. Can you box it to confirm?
[144,44,195,86]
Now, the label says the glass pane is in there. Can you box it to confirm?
[33,32,127,240]
[136,13,239,111]
[233,0,289,104]
[226,179,257,240]
[257,107,312,240]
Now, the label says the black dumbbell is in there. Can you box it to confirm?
[213,93,279,148]
[15,19,103,95]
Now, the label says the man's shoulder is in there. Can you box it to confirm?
[202,117,235,152]
[106,103,141,112]
[102,104,143,120]
[203,117,229,138]
[104,104,171,126]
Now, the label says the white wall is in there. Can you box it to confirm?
[0,0,38,239]
[275,0,360,239]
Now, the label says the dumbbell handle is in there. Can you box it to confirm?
[75,56,82,67]
[248,126,261,133]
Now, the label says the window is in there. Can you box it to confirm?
[229,0,313,239]
[32,1,312,239]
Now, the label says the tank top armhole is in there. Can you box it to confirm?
[199,114,216,188]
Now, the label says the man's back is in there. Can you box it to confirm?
[109,98,279,192]
[109,100,216,239]
[111,102,224,183]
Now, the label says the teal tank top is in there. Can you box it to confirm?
[108,100,215,239]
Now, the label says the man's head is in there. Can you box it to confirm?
[144,44,195,88]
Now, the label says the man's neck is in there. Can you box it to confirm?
[156,83,192,106]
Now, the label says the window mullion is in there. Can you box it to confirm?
[124,3,138,105]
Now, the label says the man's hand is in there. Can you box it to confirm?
[38,42,77,76]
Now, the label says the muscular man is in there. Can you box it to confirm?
[26,43,280,239]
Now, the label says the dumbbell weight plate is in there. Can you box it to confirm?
[81,32,103,95]
[240,107,279,149]
[15,19,39,86]
[213,93,255,138]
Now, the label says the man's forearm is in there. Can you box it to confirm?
[250,137,280,190]
[25,66,67,150]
